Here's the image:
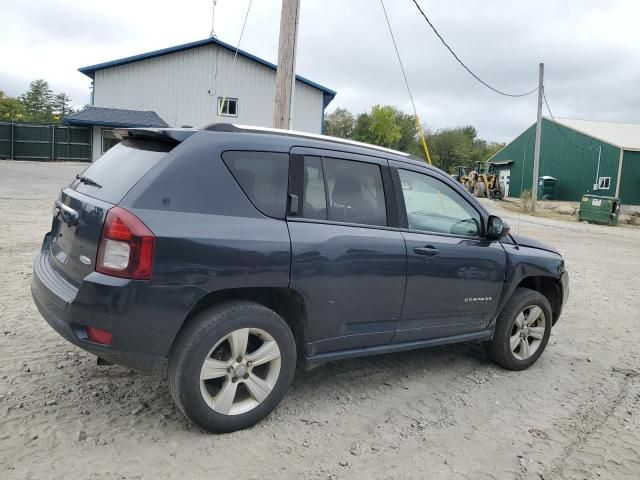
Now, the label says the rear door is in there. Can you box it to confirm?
[390,163,506,343]
[287,148,406,355]
[49,139,172,285]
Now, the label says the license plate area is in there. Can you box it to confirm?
[50,212,75,264]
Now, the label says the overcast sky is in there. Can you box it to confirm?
[2,0,639,141]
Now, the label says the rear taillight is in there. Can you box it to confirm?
[96,206,155,279]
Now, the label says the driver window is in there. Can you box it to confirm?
[398,169,481,236]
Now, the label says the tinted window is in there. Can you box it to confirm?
[323,158,387,226]
[223,151,289,218]
[302,156,327,220]
[72,139,171,204]
[399,169,481,236]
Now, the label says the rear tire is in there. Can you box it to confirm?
[474,182,486,197]
[168,301,296,433]
[486,288,552,371]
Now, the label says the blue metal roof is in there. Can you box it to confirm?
[79,37,336,108]
[63,107,168,128]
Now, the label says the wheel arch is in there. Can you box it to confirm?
[170,287,309,361]
[515,276,563,324]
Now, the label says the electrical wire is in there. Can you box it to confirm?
[218,0,253,118]
[543,91,596,151]
[380,0,432,164]
[410,0,538,98]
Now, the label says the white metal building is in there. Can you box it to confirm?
[64,37,336,162]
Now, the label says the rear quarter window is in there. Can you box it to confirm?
[72,139,172,204]
[222,151,289,218]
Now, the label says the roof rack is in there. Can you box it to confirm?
[203,123,411,157]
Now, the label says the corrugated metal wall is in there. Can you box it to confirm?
[492,119,622,201]
[93,44,325,133]
[620,151,640,205]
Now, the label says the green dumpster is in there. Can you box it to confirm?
[537,176,557,200]
[578,194,620,225]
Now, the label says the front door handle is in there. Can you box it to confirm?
[414,245,440,257]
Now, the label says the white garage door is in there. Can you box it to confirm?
[499,169,511,197]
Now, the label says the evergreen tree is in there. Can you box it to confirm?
[51,93,74,117]
[19,79,54,117]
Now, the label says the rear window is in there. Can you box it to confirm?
[222,151,289,218]
[72,139,171,203]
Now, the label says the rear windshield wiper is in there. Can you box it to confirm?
[76,174,102,189]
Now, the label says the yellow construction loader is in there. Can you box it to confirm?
[456,162,505,199]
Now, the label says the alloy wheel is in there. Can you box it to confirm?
[510,305,546,360]
[199,328,281,415]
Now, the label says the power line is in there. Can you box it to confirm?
[231,0,253,67]
[543,91,596,152]
[380,0,418,119]
[410,0,538,98]
[380,0,432,164]
[218,0,253,117]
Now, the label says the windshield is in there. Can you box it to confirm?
[71,138,172,204]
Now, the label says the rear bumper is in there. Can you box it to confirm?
[31,240,203,372]
[32,277,165,372]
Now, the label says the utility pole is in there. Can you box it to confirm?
[531,62,544,212]
[273,0,300,130]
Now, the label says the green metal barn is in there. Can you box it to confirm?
[489,117,640,206]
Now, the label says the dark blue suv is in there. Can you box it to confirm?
[32,124,569,432]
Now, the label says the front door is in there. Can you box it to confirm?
[499,169,511,197]
[288,150,406,356]
[392,166,506,343]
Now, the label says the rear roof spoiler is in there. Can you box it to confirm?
[114,127,198,143]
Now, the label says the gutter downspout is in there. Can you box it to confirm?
[615,148,624,198]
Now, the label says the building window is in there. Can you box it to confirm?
[598,177,611,190]
[101,129,120,154]
[218,97,238,116]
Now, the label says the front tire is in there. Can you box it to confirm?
[486,288,552,371]
[168,301,296,433]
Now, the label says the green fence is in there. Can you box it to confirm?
[0,122,91,162]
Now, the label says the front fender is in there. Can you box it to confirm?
[492,243,565,327]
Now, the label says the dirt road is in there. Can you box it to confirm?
[1,161,638,480]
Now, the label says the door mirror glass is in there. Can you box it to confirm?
[487,215,509,239]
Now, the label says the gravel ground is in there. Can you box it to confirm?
[0,160,639,480]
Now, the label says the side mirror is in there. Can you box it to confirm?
[487,215,509,239]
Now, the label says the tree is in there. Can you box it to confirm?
[482,141,505,161]
[0,91,25,121]
[324,108,354,139]
[324,104,502,172]
[427,126,478,173]
[19,79,54,119]
[51,93,74,117]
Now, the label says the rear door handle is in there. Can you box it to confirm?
[414,245,440,257]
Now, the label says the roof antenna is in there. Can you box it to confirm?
[209,0,218,38]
